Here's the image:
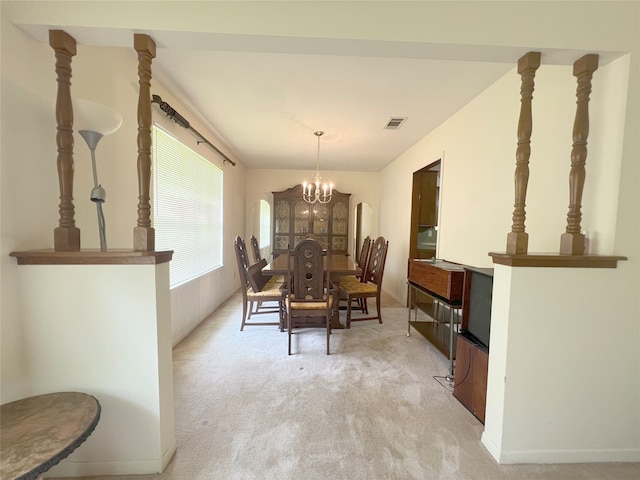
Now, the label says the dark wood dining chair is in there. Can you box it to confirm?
[338,236,389,328]
[250,234,285,285]
[357,236,372,271]
[249,235,262,263]
[233,236,284,331]
[247,259,287,331]
[339,236,372,313]
[285,238,335,355]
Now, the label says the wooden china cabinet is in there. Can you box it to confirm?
[272,185,351,256]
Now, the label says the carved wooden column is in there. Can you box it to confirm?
[506,51,540,255]
[560,54,599,255]
[50,30,80,251]
[133,34,156,251]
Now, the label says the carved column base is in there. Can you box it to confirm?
[134,226,155,252]
[54,226,81,252]
[559,232,585,255]
[506,232,529,255]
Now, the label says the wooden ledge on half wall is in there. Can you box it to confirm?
[489,252,627,269]
[10,249,173,266]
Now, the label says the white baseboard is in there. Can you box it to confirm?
[44,459,163,478]
[162,438,178,470]
[499,448,640,464]
[43,439,177,479]
[481,431,501,462]
[481,432,640,464]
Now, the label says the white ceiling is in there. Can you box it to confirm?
[152,48,512,171]
[8,2,613,172]
[154,50,512,171]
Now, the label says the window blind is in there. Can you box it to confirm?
[153,125,223,287]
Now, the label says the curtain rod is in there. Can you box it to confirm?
[151,94,236,166]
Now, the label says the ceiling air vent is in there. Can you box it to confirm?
[384,117,407,130]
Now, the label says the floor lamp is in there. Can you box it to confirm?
[75,99,123,251]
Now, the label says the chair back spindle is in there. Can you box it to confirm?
[357,236,372,271]
[250,235,263,263]
[234,236,251,288]
[363,236,388,287]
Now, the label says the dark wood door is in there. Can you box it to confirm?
[355,202,363,259]
[409,161,440,260]
[418,171,438,226]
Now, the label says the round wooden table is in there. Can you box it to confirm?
[1,392,101,480]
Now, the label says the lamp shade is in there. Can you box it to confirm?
[74,98,122,136]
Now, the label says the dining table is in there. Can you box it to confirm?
[263,253,362,329]
[1,391,101,480]
[263,253,361,278]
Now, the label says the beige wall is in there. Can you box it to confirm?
[0,14,246,400]
[380,58,630,304]
[2,13,57,402]
[375,6,639,464]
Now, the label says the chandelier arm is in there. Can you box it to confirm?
[302,130,332,205]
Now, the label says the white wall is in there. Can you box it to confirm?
[17,263,175,477]
[483,264,639,463]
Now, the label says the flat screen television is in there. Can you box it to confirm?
[461,268,494,352]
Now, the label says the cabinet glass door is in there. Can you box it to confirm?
[312,203,329,249]
[331,200,348,252]
[272,186,350,255]
[274,199,290,251]
[293,200,311,247]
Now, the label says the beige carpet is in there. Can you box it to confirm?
[53,292,639,480]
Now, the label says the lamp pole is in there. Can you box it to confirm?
[79,130,107,251]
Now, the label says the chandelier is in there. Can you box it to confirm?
[302,131,333,204]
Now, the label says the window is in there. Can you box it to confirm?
[153,125,223,287]
[259,199,271,250]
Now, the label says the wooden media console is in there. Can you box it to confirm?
[407,259,465,375]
